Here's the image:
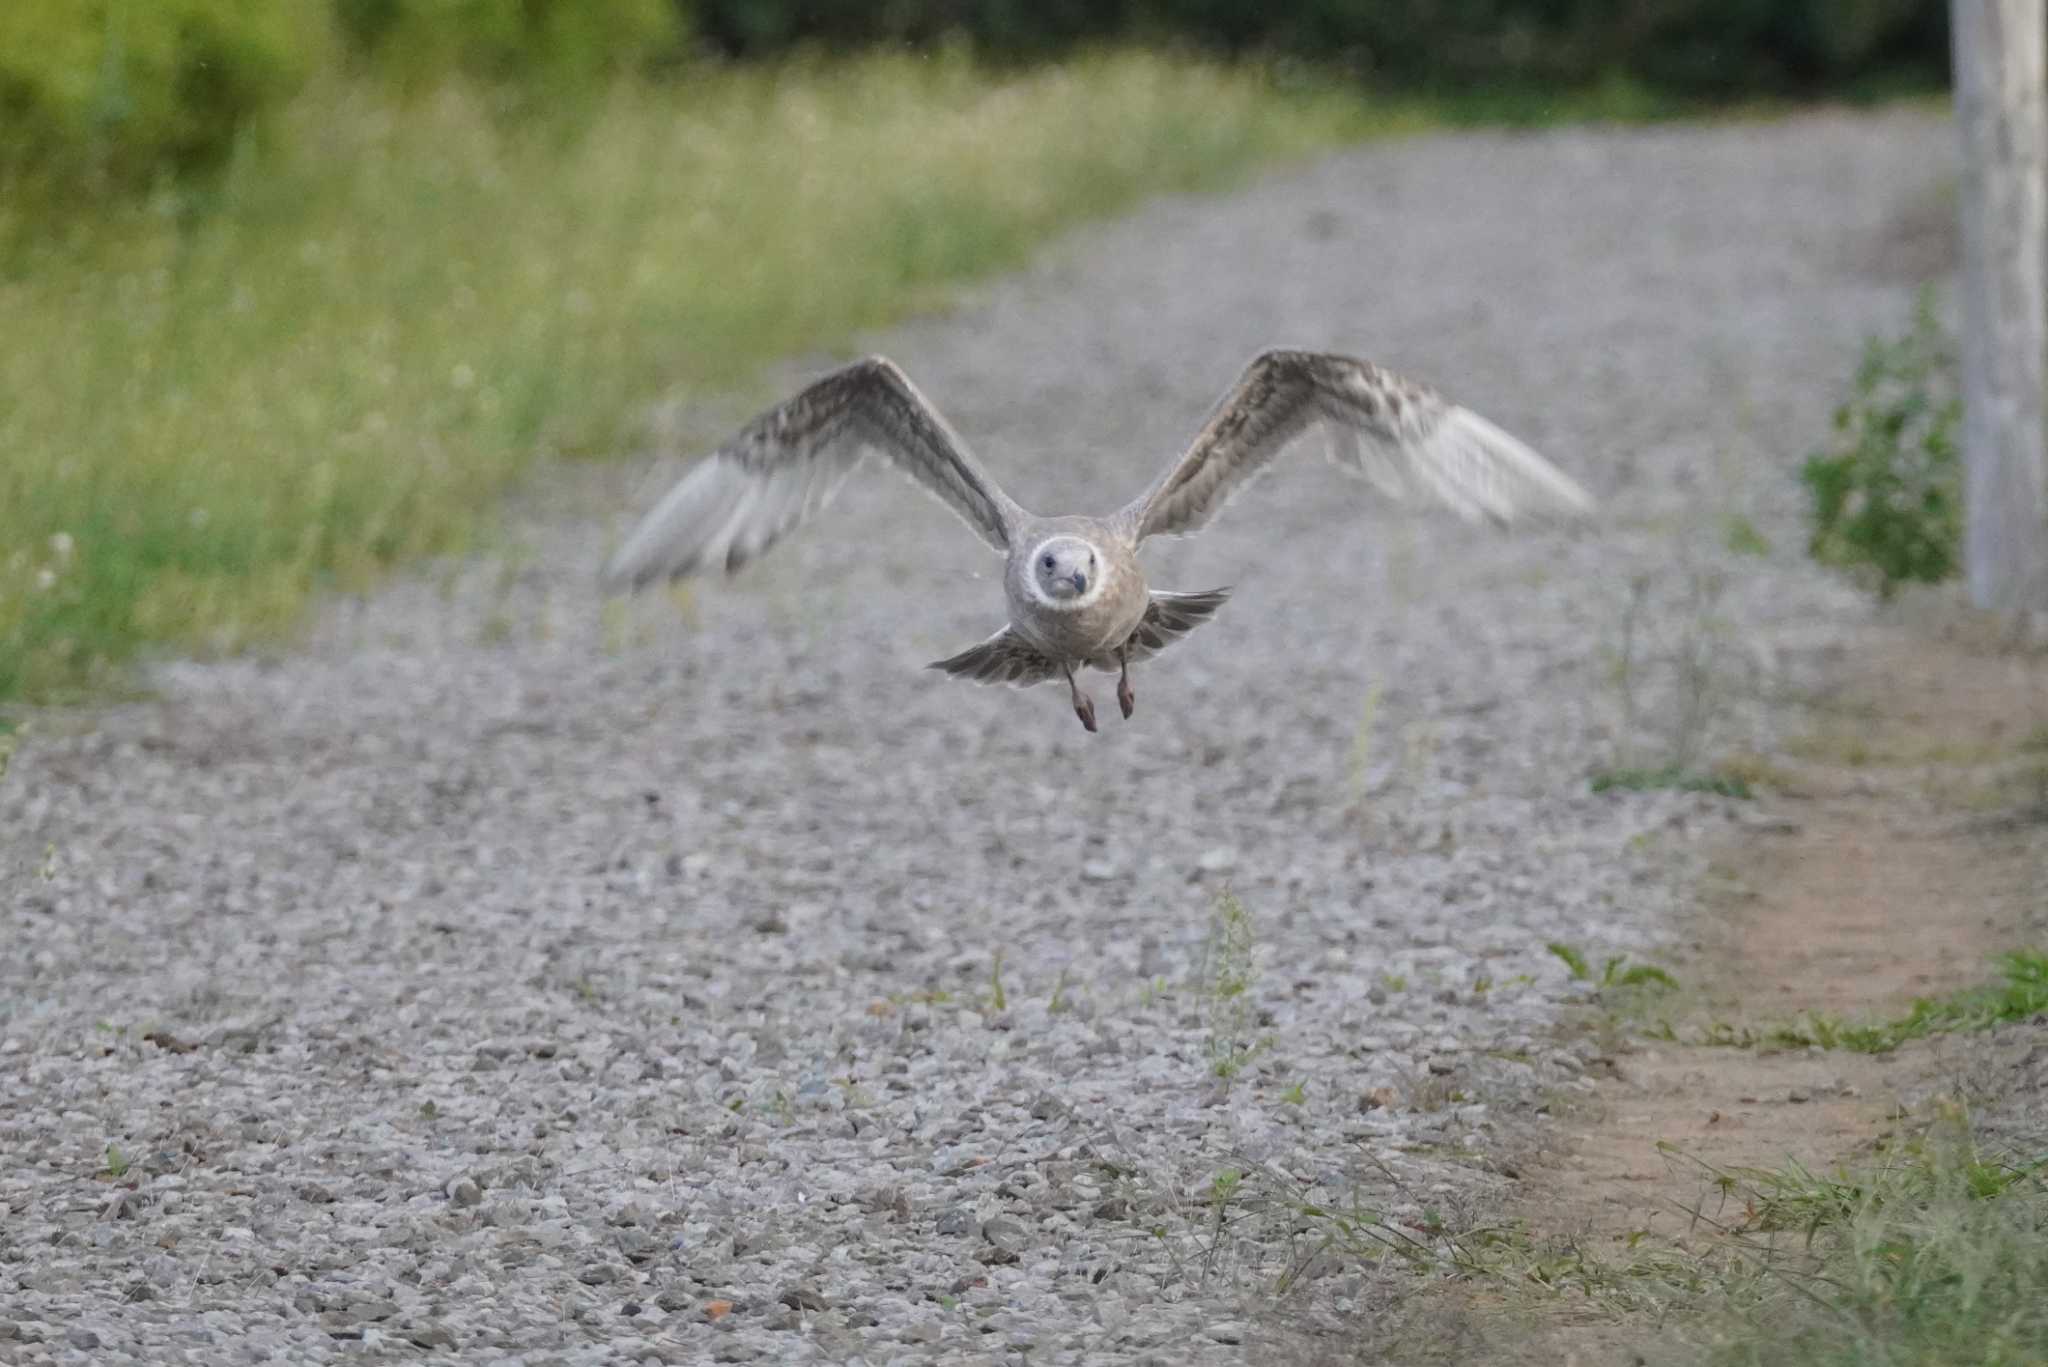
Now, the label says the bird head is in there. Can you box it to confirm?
[1030,536,1100,604]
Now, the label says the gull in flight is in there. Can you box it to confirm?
[601,349,1592,732]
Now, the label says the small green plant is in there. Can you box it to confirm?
[1604,565,1753,784]
[1590,765,1753,799]
[1279,1080,1307,1106]
[1547,942,1678,991]
[986,949,1007,1013]
[1723,513,1772,558]
[1047,968,1072,1014]
[102,1144,129,1178]
[1546,942,1591,980]
[1802,288,1962,600]
[1347,677,1384,802]
[1200,890,1261,1080]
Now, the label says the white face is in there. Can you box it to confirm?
[1031,537,1099,604]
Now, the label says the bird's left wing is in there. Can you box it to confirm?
[601,357,1024,591]
[1116,349,1593,544]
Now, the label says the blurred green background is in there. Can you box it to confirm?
[0,1,1948,703]
[1,0,1948,184]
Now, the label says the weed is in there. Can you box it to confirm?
[1546,942,1592,981]
[1605,565,1756,780]
[102,1144,129,1179]
[1279,1080,1308,1106]
[1547,941,1679,991]
[1591,764,1753,799]
[1347,677,1384,802]
[1047,968,1072,1014]
[1199,890,1261,1080]
[1723,513,1772,557]
[1802,287,1962,600]
[986,949,1007,1013]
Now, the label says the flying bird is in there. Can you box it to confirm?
[601,349,1592,732]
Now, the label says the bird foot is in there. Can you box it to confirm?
[1116,674,1134,720]
[1072,692,1099,733]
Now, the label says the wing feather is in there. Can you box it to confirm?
[926,627,1064,687]
[1115,588,1231,665]
[602,357,1023,591]
[1119,349,1592,543]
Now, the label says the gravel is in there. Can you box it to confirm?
[2,109,1950,1362]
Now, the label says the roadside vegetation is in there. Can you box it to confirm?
[1,50,1377,703]
[1699,1107,2048,1367]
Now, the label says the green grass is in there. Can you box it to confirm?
[0,48,1384,703]
[1547,941,1681,991]
[1699,1107,2048,1367]
[1591,765,1755,799]
[1769,951,2048,1055]
[1692,951,2048,1055]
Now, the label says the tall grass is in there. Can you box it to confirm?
[0,49,1382,702]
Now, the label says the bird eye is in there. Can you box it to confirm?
[1041,555,1055,570]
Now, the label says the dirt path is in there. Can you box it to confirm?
[1499,617,2048,1364]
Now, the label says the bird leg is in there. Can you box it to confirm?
[1115,646,1135,720]
[1063,664,1098,733]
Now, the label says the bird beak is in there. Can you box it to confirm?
[1069,572,1088,594]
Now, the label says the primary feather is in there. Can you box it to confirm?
[601,356,1022,591]
[1120,349,1592,542]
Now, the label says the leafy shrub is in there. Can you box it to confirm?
[1803,291,1962,600]
[0,0,325,183]
[333,0,684,88]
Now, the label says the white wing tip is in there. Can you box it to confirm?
[1443,406,1597,518]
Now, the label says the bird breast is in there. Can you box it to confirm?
[1009,545,1149,662]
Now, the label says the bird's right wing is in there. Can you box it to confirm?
[601,357,1024,591]
[926,627,1064,687]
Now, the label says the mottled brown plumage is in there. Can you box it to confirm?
[601,349,1593,731]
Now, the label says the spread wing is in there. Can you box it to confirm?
[1117,349,1593,544]
[1116,588,1231,665]
[601,357,1025,591]
[926,627,1064,687]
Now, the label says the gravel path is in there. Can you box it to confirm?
[3,109,1949,1364]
